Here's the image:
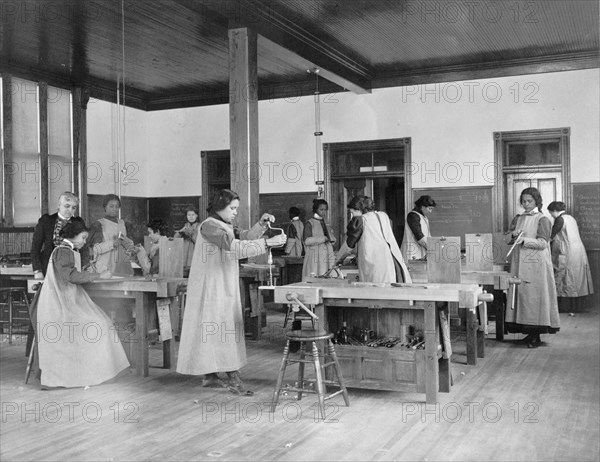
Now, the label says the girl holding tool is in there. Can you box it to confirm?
[87,194,134,275]
[176,189,286,396]
[505,187,560,349]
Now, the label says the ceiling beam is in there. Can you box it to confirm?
[258,36,369,95]
[183,0,372,94]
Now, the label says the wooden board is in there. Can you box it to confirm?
[465,233,494,271]
[426,236,461,283]
[572,183,600,250]
[158,237,184,278]
[413,187,493,249]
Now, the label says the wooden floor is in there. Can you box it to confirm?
[1,306,599,462]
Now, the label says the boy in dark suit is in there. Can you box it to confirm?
[31,191,87,278]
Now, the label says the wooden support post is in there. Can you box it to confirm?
[72,87,89,220]
[229,27,259,230]
[466,308,478,366]
[2,76,14,226]
[38,82,49,215]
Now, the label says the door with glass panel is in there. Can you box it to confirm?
[324,138,411,246]
[494,128,570,232]
[506,172,562,222]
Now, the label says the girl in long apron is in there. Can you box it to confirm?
[302,199,336,279]
[176,189,287,395]
[37,221,130,388]
[547,201,594,311]
[505,187,560,348]
[336,195,411,284]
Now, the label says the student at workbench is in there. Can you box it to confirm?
[36,221,130,388]
[401,195,436,261]
[176,189,286,396]
[505,187,560,349]
[335,195,412,283]
[302,198,336,279]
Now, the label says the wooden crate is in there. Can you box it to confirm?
[329,344,428,393]
[324,305,440,393]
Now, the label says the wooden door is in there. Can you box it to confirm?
[506,171,562,223]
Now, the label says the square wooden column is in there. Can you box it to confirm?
[72,87,89,221]
[229,27,259,230]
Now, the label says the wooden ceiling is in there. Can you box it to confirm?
[1,0,598,110]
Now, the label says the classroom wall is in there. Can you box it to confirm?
[87,100,150,198]
[87,68,600,196]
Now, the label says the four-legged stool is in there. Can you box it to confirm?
[271,329,349,420]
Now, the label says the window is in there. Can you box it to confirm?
[9,77,40,226]
[505,140,561,166]
[0,76,74,226]
[47,85,74,211]
[328,139,407,178]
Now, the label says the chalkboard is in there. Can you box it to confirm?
[413,186,493,248]
[259,192,317,228]
[148,196,201,237]
[572,183,600,250]
[87,194,148,244]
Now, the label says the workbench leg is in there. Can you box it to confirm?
[163,297,178,369]
[249,282,260,340]
[256,284,264,341]
[494,289,506,341]
[476,330,485,359]
[134,293,149,377]
[424,302,438,405]
[439,358,451,393]
[437,305,451,393]
[466,308,478,366]
[315,303,328,357]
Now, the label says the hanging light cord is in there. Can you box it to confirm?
[118,0,127,219]
[311,68,324,197]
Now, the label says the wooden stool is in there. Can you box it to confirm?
[271,329,349,420]
[0,287,31,345]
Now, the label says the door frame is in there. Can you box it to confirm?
[323,138,412,244]
[200,149,231,221]
[493,127,571,231]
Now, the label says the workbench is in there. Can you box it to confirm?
[83,277,186,377]
[273,280,492,405]
[3,266,185,376]
[343,261,511,365]
[239,264,280,340]
[407,260,511,342]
